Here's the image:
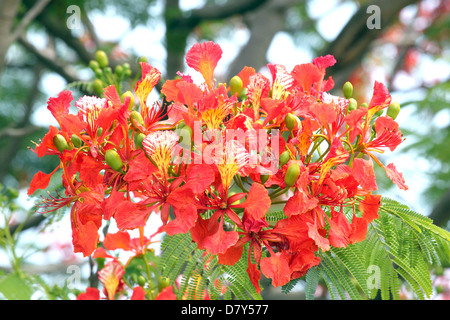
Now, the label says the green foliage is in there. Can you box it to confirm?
[280,197,450,300]
[159,232,262,300]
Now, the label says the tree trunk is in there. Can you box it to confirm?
[0,0,22,89]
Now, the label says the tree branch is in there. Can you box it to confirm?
[190,0,270,24]
[10,0,51,42]
[321,0,421,90]
[18,35,82,84]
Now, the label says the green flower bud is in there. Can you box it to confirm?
[95,50,109,68]
[374,109,383,117]
[137,275,146,287]
[360,102,368,108]
[93,79,103,96]
[343,81,353,99]
[130,110,145,129]
[158,277,170,292]
[138,56,148,64]
[71,134,83,148]
[134,132,145,149]
[178,125,193,148]
[89,60,100,71]
[387,101,400,120]
[122,91,135,110]
[285,113,297,131]
[230,75,243,97]
[105,149,123,172]
[115,65,123,77]
[279,150,290,167]
[348,98,357,112]
[284,162,300,187]
[260,174,269,184]
[53,134,68,152]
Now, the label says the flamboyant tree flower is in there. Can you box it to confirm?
[29,40,411,298]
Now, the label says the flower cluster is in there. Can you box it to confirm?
[29,41,407,297]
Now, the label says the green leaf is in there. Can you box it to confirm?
[0,273,33,300]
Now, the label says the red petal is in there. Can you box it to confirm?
[349,214,369,244]
[135,62,161,107]
[155,286,177,300]
[260,252,291,287]
[161,78,183,103]
[203,224,239,255]
[312,54,336,72]
[176,81,203,110]
[291,63,321,94]
[237,66,256,88]
[47,90,73,120]
[247,261,262,294]
[284,190,319,217]
[185,41,222,89]
[114,200,152,230]
[165,186,198,235]
[351,158,378,191]
[236,183,271,221]
[98,260,125,300]
[103,231,131,251]
[385,163,408,190]
[72,219,100,257]
[184,164,216,194]
[368,81,391,114]
[358,194,381,223]
[218,244,244,266]
[77,287,100,300]
[131,286,146,300]
[34,125,60,157]
[27,168,57,196]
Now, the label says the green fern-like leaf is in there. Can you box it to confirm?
[159,232,262,300]
[301,197,450,300]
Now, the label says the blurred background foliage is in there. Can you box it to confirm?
[0,0,449,299]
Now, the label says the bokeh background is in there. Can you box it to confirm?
[0,0,449,299]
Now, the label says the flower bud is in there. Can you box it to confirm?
[137,275,146,287]
[230,75,243,97]
[134,132,145,149]
[95,50,109,68]
[130,110,145,129]
[105,149,123,172]
[158,277,170,292]
[115,65,123,77]
[387,101,400,120]
[285,113,297,131]
[343,81,353,99]
[89,60,99,71]
[138,56,148,64]
[122,91,135,110]
[71,134,83,148]
[260,174,269,184]
[178,125,193,148]
[348,98,357,112]
[284,162,300,187]
[93,79,103,96]
[279,150,290,167]
[53,134,68,152]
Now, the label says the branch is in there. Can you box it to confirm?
[321,0,421,90]
[190,0,270,24]
[17,35,82,84]
[10,0,51,42]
